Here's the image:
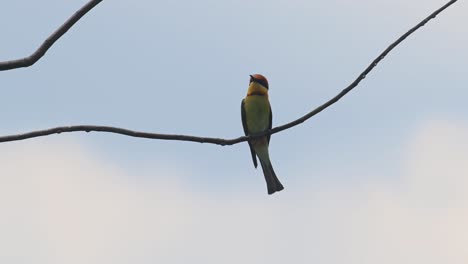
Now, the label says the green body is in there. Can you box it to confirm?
[243,95,271,134]
[241,82,283,194]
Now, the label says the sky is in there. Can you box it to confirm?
[0,0,467,263]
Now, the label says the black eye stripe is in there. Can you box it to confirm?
[250,77,269,89]
[256,79,268,89]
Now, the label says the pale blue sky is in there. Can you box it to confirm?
[1,0,467,263]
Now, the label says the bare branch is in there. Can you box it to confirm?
[0,125,247,145]
[0,0,102,71]
[268,0,458,136]
[0,0,458,145]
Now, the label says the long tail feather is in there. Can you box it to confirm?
[259,158,284,195]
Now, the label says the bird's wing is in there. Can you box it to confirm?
[268,104,272,144]
[241,99,258,168]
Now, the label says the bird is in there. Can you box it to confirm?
[241,74,284,195]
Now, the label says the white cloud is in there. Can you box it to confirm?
[404,120,468,205]
[0,120,467,264]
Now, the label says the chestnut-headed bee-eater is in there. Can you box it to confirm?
[241,74,284,195]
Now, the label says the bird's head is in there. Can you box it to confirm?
[249,74,269,90]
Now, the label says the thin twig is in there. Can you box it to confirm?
[268,0,458,136]
[0,0,458,144]
[0,125,246,145]
[0,0,102,71]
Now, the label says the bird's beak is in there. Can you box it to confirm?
[249,74,254,80]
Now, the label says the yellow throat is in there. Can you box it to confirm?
[247,82,269,96]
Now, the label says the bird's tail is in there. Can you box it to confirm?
[259,157,284,195]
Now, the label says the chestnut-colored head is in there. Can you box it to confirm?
[249,74,269,89]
